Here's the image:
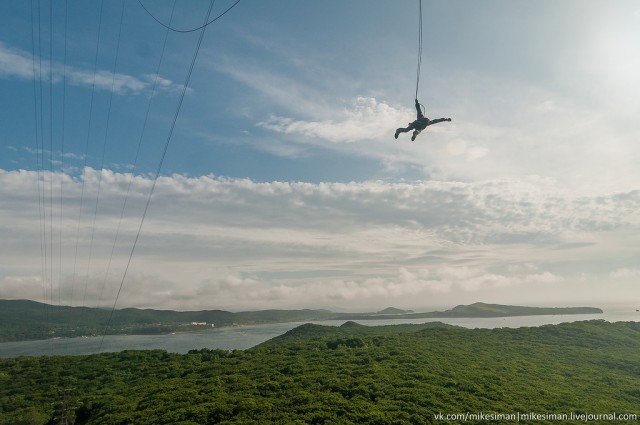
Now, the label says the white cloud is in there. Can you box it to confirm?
[0,41,33,79]
[258,97,409,144]
[216,35,640,195]
[445,140,489,161]
[0,41,184,95]
[609,267,640,279]
[1,167,639,310]
[0,276,46,303]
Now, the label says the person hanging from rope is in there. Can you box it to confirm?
[394,99,451,141]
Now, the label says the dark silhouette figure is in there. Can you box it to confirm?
[395,99,451,141]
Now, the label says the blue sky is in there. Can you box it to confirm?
[1,0,640,311]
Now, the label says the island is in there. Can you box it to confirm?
[0,299,602,342]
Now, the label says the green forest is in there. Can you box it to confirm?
[1,320,639,424]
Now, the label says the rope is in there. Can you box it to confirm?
[100,0,217,352]
[415,0,423,100]
[137,0,241,33]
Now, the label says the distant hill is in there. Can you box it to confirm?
[434,302,603,317]
[0,299,602,342]
[375,307,414,315]
[334,302,602,321]
[0,299,335,342]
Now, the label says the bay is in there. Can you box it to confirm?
[1,308,638,358]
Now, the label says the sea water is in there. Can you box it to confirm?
[1,308,638,358]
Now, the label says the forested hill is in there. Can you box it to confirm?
[336,302,603,321]
[0,299,602,342]
[0,299,335,342]
[436,302,603,317]
[1,320,638,424]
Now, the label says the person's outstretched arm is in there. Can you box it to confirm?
[425,117,451,126]
[414,99,424,118]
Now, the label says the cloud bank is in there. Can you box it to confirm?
[1,168,638,310]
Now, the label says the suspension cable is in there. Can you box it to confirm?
[48,0,55,310]
[97,0,177,307]
[137,0,241,33]
[82,0,126,309]
[31,0,48,334]
[415,0,423,100]
[58,0,68,306]
[69,0,105,307]
[100,0,217,351]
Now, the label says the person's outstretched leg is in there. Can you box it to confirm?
[395,127,411,139]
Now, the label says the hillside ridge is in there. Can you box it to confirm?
[0,299,602,342]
